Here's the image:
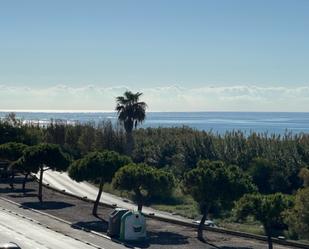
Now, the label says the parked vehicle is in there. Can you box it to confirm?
[0,242,21,249]
[192,219,216,227]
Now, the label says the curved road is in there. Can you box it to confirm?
[42,171,193,223]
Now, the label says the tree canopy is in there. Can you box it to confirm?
[285,187,309,240]
[0,142,28,162]
[115,91,147,154]
[285,168,309,240]
[115,91,147,133]
[19,143,71,202]
[183,160,256,240]
[113,163,175,211]
[235,193,293,249]
[68,150,131,215]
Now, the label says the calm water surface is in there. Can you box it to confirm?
[1,112,309,135]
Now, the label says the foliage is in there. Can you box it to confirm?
[285,187,309,239]
[183,160,256,213]
[2,115,307,197]
[2,114,309,239]
[68,150,131,215]
[0,142,28,161]
[115,91,147,133]
[234,193,293,249]
[182,160,256,239]
[69,151,131,182]
[116,91,147,155]
[19,143,71,202]
[299,167,309,187]
[248,158,290,194]
[133,128,305,194]
[21,143,70,171]
[113,163,175,211]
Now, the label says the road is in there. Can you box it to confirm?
[0,203,129,249]
[0,210,96,249]
[43,171,193,223]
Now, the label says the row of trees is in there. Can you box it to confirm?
[1,116,307,195]
[1,141,308,248]
[0,142,174,215]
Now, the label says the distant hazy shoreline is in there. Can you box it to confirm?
[1,111,309,135]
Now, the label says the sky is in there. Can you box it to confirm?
[0,0,309,111]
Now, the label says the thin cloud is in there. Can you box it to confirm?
[0,84,308,112]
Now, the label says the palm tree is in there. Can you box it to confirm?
[115,91,147,155]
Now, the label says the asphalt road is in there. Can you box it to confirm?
[0,204,128,249]
[42,171,193,223]
[0,208,97,249]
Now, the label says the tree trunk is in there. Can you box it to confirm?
[135,188,143,212]
[125,131,134,155]
[137,202,143,212]
[10,169,15,189]
[197,210,208,241]
[266,231,273,249]
[22,173,29,192]
[92,178,104,216]
[38,167,44,203]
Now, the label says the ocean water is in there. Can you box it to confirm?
[1,111,309,135]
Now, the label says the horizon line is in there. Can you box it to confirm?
[1,109,309,114]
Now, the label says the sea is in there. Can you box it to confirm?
[1,111,309,135]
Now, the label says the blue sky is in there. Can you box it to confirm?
[0,0,309,111]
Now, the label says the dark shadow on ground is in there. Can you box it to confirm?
[71,220,109,233]
[21,201,74,210]
[113,231,189,248]
[121,240,150,248]
[0,187,35,194]
[8,192,38,198]
[0,176,34,185]
[201,241,252,249]
[147,231,189,245]
[197,237,254,249]
[219,247,252,249]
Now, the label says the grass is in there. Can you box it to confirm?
[150,187,200,219]
[98,182,308,241]
[151,202,200,219]
[216,219,265,235]
[101,183,200,219]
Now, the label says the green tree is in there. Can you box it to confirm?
[115,91,147,155]
[285,187,309,239]
[113,163,175,211]
[299,167,309,187]
[19,144,70,202]
[183,160,256,241]
[285,168,309,239]
[0,142,28,189]
[235,193,293,249]
[77,123,96,155]
[248,158,275,194]
[68,151,131,215]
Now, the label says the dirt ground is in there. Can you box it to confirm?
[0,176,298,249]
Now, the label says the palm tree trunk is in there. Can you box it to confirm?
[38,166,44,203]
[125,131,134,155]
[92,178,104,216]
[197,209,208,241]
